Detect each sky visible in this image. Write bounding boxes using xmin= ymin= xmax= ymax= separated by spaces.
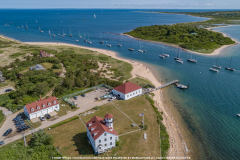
xmin=0 ymin=0 xmax=239 ymax=9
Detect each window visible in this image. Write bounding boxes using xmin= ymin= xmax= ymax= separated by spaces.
xmin=99 ymin=140 xmax=101 ymax=143
xmin=105 ymin=144 xmax=107 ymax=146
xmin=48 ymin=103 xmax=51 ymax=106
xmin=42 ymin=104 xmax=45 ymax=107
xmin=110 ymin=142 xmax=112 ymax=145
xmin=133 ymin=93 xmax=134 ymax=95
xmin=110 ymin=137 xmax=112 ymax=140
xmin=104 ymin=133 xmax=107 ymax=136
xmin=136 ymin=91 xmax=137 ymax=94
xmin=127 ymin=95 xmax=129 ymax=97
xmin=104 ymin=138 xmax=107 ymax=141
xmin=37 ymin=106 xmax=40 ymax=109
xmin=139 ymin=90 xmax=140 ymax=93
xmin=130 ymin=94 xmax=132 ymax=96
xmin=31 ymin=108 xmax=34 ymax=111
xmin=53 ymin=101 xmax=56 ymax=104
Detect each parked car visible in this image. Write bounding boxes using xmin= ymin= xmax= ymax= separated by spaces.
xmin=73 ymin=96 xmax=79 ymax=100
xmin=39 ymin=116 xmax=45 ymax=121
xmin=3 ymin=128 xmax=12 ymax=136
xmin=45 ymin=114 xmax=51 ymax=119
xmin=16 ymin=123 xmax=25 ymax=127
xmin=5 ymin=89 xmax=12 ymax=92
xmin=81 ymin=94 xmax=85 ymax=97
xmin=13 ymin=117 xmax=22 ymax=121
xmin=0 ymin=141 xmax=4 ymax=145
xmin=17 ymin=126 xmax=30 ymax=132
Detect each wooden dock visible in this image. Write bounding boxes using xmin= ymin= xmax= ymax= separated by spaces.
xmin=156 ymin=79 xmax=179 ymax=90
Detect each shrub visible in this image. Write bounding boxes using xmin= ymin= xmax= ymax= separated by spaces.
xmin=52 ymin=64 xmax=62 ymax=69
xmin=115 ymin=141 xmax=120 ymax=146
xmin=93 ymin=106 xmax=100 ymax=110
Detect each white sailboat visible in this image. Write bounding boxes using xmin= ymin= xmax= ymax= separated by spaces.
xmin=138 ymin=42 xmax=143 ymax=52
xmin=79 ymin=31 xmax=82 ymax=38
xmin=106 ymin=36 xmax=111 ymax=47
xmin=84 ymin=33 xmax=87 ymax=42
xmin=58 ymin=31 xmax=60 ymax=36
xmin=62 ymin=29 xmax=64 ymax=37
xmin=159 ymin=47 xmax=165 ymax=58
xmin=94 ymin=14 xmax=96 ymax=19
xmin=52 ymin=30 xmax=55 ymax=37
xmin=87 ymin=34 xmax=92 ymax=44
xmin=25 ymin=23 xmax=28 ymax=30
xmin=49 ymin=30 xmax=51 ymax=35
xmin=176 ymin=50 xmax=183 ymax=64
xmin=187 ymin=48 xmax=197 ymax=63
xmin=225 ymin=57 xmax=235 ymax=71
xmin=213 ymin=56 xmax=221 ymax=69
xmin=21 ymin=22 xmax=23 ymax=28
xmin=129 ymin=41 xmax=134 ymax=51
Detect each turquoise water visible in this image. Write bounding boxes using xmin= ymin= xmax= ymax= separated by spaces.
xmin=0 ymin=9 xmax=239 ymax=160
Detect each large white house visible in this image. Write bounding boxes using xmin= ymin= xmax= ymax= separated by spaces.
xmin=24 ymin=96 xmax=60 ymax=120
xmin=86 ymin=114 xmax=119 ymax=154
xmin=112 ymin=82 xmax=142 ymax=100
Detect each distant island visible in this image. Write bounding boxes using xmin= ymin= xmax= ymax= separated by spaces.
xmin=125 ymin=10 xmax=240 ymax=54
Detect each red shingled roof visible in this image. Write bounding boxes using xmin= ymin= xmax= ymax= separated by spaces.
xmin=104 ymin=113 xmax=113 ymax=119
xmin=25 ymin=97 xmax=59 ymax=114
xmin=86 ymin=116 xmax=118 ymax=140
xmin=113 ymin=82 xmax=142 ymax=94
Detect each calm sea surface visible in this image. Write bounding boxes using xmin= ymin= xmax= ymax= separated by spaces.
xmin=0 ymin=9 xmax=239 ymax=160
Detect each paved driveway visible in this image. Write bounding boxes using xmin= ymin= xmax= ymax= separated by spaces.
xmin=0 ymin=86 xmax=15 ymax=95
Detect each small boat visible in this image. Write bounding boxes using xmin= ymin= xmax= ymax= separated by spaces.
xmin=40 ymin=30 xmax=43 ymax=33
xmin=129 ymin=48 xmax=134 ymax=51
xmin=62 ymin=29 xmax=65 ymax=37
xmin=49 ymin=30 xmax=51 ymax=35
xmin=225 ymin=57 xmax=235 ymax=71
xmin=100 ymin=41 xmax=104 ymax=44
xmin=52 ymin=30 xmax=55 ymax=37
xmin=176 ymin=83 xmax=188 ymax=89
xmin=69 ymin=29 xmax=73 ymax=37
xmin=138 ymin=42 xmax=143 ymax=52
xmin=159 ymin=55 xmax=165 ymax=58
xmin=163 ymin=54 xmax=169 ymax=57
xmin=58 ymin=31 xmax=60 ymax=36
xmin=79 ymin=31 xmax=82 ymax=38
xmin=209 ymin=68 xmax=219 ymax=72
xmin=38 ymin=27 xmax=41 ymax=30
xmin=84 ymin=33 xmax=87 ymax=42
xmin=176 ymin=59 xmax=183 ymax=64
xmin=87 ymin=34 xmax=92 ymax=44
xmin=213 ymin=56 xmax=221 ymax=69
xmin=76 ymin=40 xmax=79 ymax=42
xmin=106 ymin=44 xmax=111 ymax=47
xmin=237 ymin=114 xmax=240 ymax=117
xmin=25 ymin=23 xmax=28 ymax=30
xmin=174 ymin=48 xmax=180 ymax=60
xmin=36 ymin=20 xmax=38 ymax=23
xmin=117 ymin=44 xmax=122 ymax=47
xmin=21 ymin=22 xmax=23 ymax=28
xmin=187 ymin=50 xmax=197 ymax=63
xmin=94 ymin=14 xmax=96 ymax=18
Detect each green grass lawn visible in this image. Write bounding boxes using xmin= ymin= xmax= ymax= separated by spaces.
xmin=129 ymin=77 xmax=155 ymax=87
xmin=46 ymin=96 xmax=160 ymax=157
xmin=56 ymin=101 xmax=78 ymax=117
xmin=40 ymin=62 xmax=62 ymax=73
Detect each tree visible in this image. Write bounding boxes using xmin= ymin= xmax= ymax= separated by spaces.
xmin=30 ymin=130 xmax=53 ymax=147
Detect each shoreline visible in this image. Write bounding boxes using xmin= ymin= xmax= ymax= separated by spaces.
xmin=24 ymin=41 xmax=188 ymax=158
xmin=122 ymin=33 xmax=237 ymax=56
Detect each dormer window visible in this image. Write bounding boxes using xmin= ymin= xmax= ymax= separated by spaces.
xmin=91 ymin=128 xmax=95 ymax=131
xmin=48 ymin=103 xmax=51 ymax=106
xmin=37 ymin=106 xmax=40 ymax=109
xmin=31 ymin=108 xmax=34 ymax=111
xmin=42 ymin=104 xmax=45 ymax=108
xmin=88 ymin=123 xmax=92 ymax=127
xmin=53 ymin=101 xmax=56 ymax=104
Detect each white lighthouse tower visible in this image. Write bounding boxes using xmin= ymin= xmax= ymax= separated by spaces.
xmin=104 ymin=113 xmax=114 ymax=128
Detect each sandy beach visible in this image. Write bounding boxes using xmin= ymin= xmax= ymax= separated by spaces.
xmin=122 ymin=29 xmax=238 ymax=56
xmin=24 ymin=41 xmax=188 ymax=158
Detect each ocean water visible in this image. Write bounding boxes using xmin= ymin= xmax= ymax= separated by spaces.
xmin=0 ymin=9 xmax=239 ymax=160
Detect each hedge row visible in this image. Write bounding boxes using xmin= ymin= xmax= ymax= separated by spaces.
xmin=49 ymin=116 xmax=79 ymax=129
xmin=145 ymin=95 xmax=170 ymax=158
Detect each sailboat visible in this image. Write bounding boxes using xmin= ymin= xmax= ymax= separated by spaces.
xmin=62 ymin=29 xmax=65 ymax=37
xmin=38 ymin=27 xmax=41 ymax=30
xmin=209 ymin=67 xmax=219 ymax=72
xmin=225 ymin=57 xmax=235 ymax=71
xmin=21 ymin=22 xmax=23 ymax=28
xmin=174 ymin=48 xmax=182 ymax=61
xmin=52 ymin=30 xmax=55 ymax=37
xmin=176 ymin=50 xmax=183 ymax=63
xmin=58 ymin=31 xmax=60 ymax=36
xmin=25 ymin=23 xmax=28 ymax=30
xmin=99 ymin=35 xmax=104 ymax=44
xmin=129 ymin=41 xmax=134 ymax=51
xmin=213 ymin=56 xmax=221 ymax=69
xmin=84 ymin=33 xmax=87 ymax=42
xmin=87 ymin=34 xmax=92 ymax=44
xmin=159 ymin=48 xmax=165 ymax=58
xmin=163 ymin=46 xmax=169 ymax=57
xmin=49 ymin=30 xmax=51 ymax=35
xmin=36 ymin=20 xmax=38 ymax=23
xmin=117 ymin=36 xmax=122 ymax=46
xmin=94 ymin=14 xmax=96 ymax=19
xmin=69 ymin=29 xmax=73 ymax=37
xmin=106 ymin=36 xmax=111 ymax=47
xmin=79 ymin=31 xmax=82 ymax=38
xmin=40 ymin=30 xmax=43 ymax=33
xmin=138 ymin=42 xmax=143 ymax=52
xmin=187 ymin=48 xmax=197 ymax=63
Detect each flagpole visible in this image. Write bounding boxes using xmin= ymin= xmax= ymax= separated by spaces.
xmin=143 ymin=114 xmax=144 ymax=129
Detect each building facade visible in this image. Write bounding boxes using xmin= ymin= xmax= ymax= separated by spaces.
xmin=112 ymin=82 xmax=142 ymax=100
xmin=86 ymin=114 xmax=119 ymax=154
xmin=39 ymin=50 xmax=50 ymax=58
xmin=24 ymin=96 xmax=59 ymax=119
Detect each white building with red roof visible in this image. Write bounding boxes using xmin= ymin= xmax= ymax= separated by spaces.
xmin=23 ymin=96 xmax=60 ymax=120
xmin=112 ymin=82 xmax=142 ymax=100
xmin=86 ymin=113 xmax=119 ymax=154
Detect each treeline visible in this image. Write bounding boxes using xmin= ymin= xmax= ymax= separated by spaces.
xmin=0 ymin=130 xmax=61 ymax=159
xmin=53 ymin=52 xmax=122 ymax=97
xmin=126 ymin=24 xmax=235 ymax=52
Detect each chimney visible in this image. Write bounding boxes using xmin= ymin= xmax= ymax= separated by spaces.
xmin=40 ymin=95 xmax=42 ymax=101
